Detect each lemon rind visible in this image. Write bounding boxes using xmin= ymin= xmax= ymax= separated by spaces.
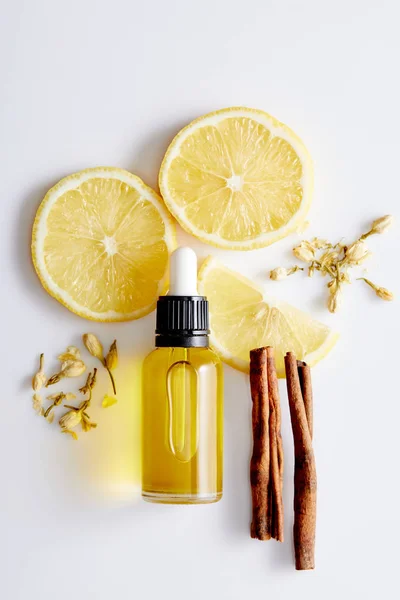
xmin=198 ymin=256 xmax=338 ymax=376
xmin=159 ymin=107 xmax=313 ymax=250
xmin=32 ymin=167 xmax=177 ymax=322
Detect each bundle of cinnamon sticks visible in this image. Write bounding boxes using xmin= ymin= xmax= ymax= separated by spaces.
xmin=249 ymin=347 xmax=317 ymax=571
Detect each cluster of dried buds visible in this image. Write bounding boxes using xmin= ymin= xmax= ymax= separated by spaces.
xmin=270 ymin=215 xmax=394 ymax=313
xmin=82 ymin=334 xmax=118 ymax=395
xmin=30 ymin=335 xmax=119 ymax=439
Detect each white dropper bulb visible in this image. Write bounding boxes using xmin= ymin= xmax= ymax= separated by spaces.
xmin=169 ymin=247 xmax=198 ymax=296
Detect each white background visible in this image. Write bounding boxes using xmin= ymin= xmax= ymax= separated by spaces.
xmin=1 ymin=1 xmax=399 ymax=598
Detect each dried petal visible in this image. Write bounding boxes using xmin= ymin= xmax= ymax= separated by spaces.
xmin=65 ymin=393 xmax=76 ymax=401
xmin=58 ymin=346 xmax=81 ymax=362
xmin=81 ymin=414 xmax=97 ymax=431
xmin=32 ymin=393 xmax=44 ymax=415
xmin=32 ymin=353 xmax=46 ymax=391
xmin=61 ymin=429 xmax=78 ymax=440
xmin=293 ymin=241 xmax=315 ymax=263
xmin=82 ymin=333 xmax=104 ymax=361
xmin=105 ymin=340 xmax=118 ymax=370
xmin=102 ymin=395 xmax=118 ymax=408
xmin=311 ymin=237 xmax=332 ymax=250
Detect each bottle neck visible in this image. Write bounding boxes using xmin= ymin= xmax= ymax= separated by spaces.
xmin=155 ymin=334 xmax=209 ymax=348
xmin=155 ymin=295 xmax=210 ymax=348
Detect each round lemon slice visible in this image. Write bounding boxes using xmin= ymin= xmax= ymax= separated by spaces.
xmin=159 ymin=107 xmax=313 ymax=250
xmin=32 ymin=167 xmax=176 ymax=321
xmin=198 ymin=257 xmax=338 ymax=377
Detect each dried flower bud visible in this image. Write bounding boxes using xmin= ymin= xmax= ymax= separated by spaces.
xmin=369 ymin=215 xmax=394 ymax=236
xmin=105 ymin=340 xmax=118 ymax=370
xmin=45 ymin=412 xmax=55 ymax=423
xmin=308 ymin=265 xmax=315 ymax=278
xmin=32 ymin=393 xmax=44 ymax=415
xmin=270 ymin=267 xmax=289 ymax=281
xmin=102 ymin=395 xmax=118 ymax=408
xmin=358 ymin=277 xmax=394 ymax=301
xmin=293 ymin=241 xmax=315 ymax=263
xmin=269 ymin=266 xmax=303 ymax=281
xmin=32 ymin=353 xmax=46 ymax=391
xmin=328 ymin=287 xmax=342 ymax=313
xmin=376 ymin=287 xmax=394 ymax=301
xmin=344 ymin=240 xmax=370 ymax=265
xmin=46 ymin=360 xmax=86 ymax=387
xmin=62 ymin=360 xmax=86 ymax=378
xmin=59 ymin=409 xmax=82 ymax=430
xmin=83 ymin=333 xmax=104 ymax=361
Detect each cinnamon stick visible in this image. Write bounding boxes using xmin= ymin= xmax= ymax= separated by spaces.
xmin=297 ymin=360 xmax=313 ymax=438
xmin=285 ymin=352 xmax=316 ymax=570
xmin=266 ymin=347 xmax=284 ymax=542
xmin=250 ymin=348 xmax=270 ymax=540
xmin=250 ymin=346 xmax=284 ymax=542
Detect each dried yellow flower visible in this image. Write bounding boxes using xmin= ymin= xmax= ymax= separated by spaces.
xmin=370 ymin=215 xmax=394 ymax=235
xmin=46 ymin=360 xmax=86 ymax=387
xmin=361 ymin=215 xmax=394 ymax=239
xmin=102 ymin=395 xmax=118 ymax=408
xmin=45 ymin=412 xmax=55 ymax=424
xmin=59 ymin=399 xmax=96 ymax=439
xmin=32 ymin=353 xmax=46 ymax=391
xmin=105 ymin=340 xmax=118 ymax=371
xmin=32 ymin=393 xmax=44 ymax=415
xmin=83 ymin=333 xmax=104 ymax=361
xmin=270 ymin=266 xmax=303 ymax=281
xmin=343 ymin=240 xmax=370 ymax=265
xmin=59 ymin=408 xmax=82 ymax=430
xmin=328 ymin=287 xmax=342 ymax=313
xmin=293 ymin=241 xmax=315 ymax=263
xmin=358 ymin=278 xmax=394 ymax=301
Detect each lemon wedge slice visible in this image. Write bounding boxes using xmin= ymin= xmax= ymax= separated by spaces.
xmin=32 ymin=167 xmax=176 ymax=321
xmin=159 ymin=107 xmax=313 ymax=250
xmin=198 ymin=257 xmax=337 ymax=376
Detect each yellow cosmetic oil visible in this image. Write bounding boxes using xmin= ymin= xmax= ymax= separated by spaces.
xmin=142 ymin=247 xmax=223 ymax=504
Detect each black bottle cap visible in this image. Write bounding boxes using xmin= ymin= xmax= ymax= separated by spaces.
xmin=155 ymin=295 xmax=209 ymax=348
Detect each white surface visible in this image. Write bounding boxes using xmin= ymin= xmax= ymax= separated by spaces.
xmin=169 ymin=247 xmax=198 ymax=296
xmin=1 ymin=1 xmax=399 ymax=599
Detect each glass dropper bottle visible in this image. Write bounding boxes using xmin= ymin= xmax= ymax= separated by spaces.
xmin=142 ymin=247 xmax=223 ymax=504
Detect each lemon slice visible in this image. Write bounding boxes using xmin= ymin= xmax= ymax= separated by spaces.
xmin=32 ymin=167 xmax=176 ymax=321
xmin=159 ymin=107 xmax=313 ymax=250
xmin=198 ymin=257 xmax=337 ymax=376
